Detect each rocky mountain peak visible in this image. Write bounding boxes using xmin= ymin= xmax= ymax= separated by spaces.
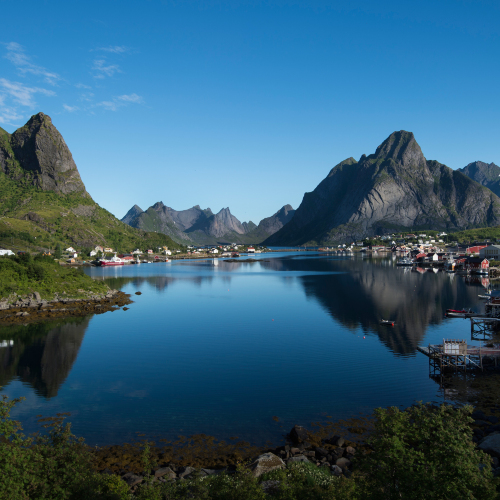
xmin=372 ymin=130 xmax=426 ymax=169
xmin=4 ymin=112 xmax=88 ymax=196
xmin=152 ymin=201 xmax=166 ymax=210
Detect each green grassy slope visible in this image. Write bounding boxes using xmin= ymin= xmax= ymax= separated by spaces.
xmin=0 ymin=173 xmax=184 ymax=254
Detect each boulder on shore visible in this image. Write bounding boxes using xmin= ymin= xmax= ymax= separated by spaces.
xmin=249 ymin=452 xmax=285 ymax=477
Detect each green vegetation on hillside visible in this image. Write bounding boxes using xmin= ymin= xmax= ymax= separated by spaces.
xmin=0 ymin=253 xmax=108 ymax=300
xmin=0 ymin=172 xmax=184 ymax=254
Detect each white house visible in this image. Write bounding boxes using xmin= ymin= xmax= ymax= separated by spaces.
xmin=210 ymin=248 xmax=219 ymax=254
xmin=66 ymin=246 xmax=76 ymax=253
xmin=247 ymin=247 xmax=255 ymax=253
xmin=90 ymin=250 xmax=97 ymax=257
xmin=132 ymin=249 xmax=142 ymax=255
xmin=0 ymin=249 xmax=15 ymax=256
xmin=480 ymin=245 xmax=500 ymax=261
xmin=165 ymin=250 xmax=172 ymax=255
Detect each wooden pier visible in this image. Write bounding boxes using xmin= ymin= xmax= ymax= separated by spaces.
xmin=418 ymin=339 xmax=500 ymax=378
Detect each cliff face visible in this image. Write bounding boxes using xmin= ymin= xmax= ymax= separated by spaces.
xmin=0 ymin=113 xmax=88 ymax=196
xmin=459 ymin=161 xmax=500 ymax=197
xmin=265 ymin=131 xmax=500 ymax=246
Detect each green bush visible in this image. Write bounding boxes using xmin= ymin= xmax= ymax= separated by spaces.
xmin=356 ymin=403 xmax=497 ymax=500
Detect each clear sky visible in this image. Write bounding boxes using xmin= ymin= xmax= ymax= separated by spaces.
xmin=1 ymin=0 xmax=499 ymax=224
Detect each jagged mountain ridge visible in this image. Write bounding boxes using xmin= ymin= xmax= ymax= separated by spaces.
xmin=122 ymin=202 xmax=295 ymax=244
xmin=265 ymin=131 xmax=500 ymax=246
xmin=459 ymin=161 xmax=500 ymax=198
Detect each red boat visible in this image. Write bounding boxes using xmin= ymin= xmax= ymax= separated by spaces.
xmin=98 ymin=255 xmax=124 ymax=266
xmin=446 ymin=309 xmax=471 ymax=314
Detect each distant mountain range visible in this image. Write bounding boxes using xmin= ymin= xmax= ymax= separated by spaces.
xmin=121 ymin=203 xmax=295 ymax=245
xmin=265 ymin=131 xmax=500 ymax=246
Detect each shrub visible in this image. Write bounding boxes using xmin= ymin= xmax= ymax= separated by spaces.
xmin=356 ymin=403 xmax=497 ymax=500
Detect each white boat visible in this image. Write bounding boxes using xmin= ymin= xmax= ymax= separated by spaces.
xmin=396 ymin=257 xmax=413 ymax=266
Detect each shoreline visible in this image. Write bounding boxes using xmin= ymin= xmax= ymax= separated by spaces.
xmin=0 ymin=290 xmax=132 ymax=325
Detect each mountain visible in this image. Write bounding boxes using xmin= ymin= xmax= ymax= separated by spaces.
xmin=122 ymin=204 xmax=144 ymax=225
xmin=122 ymin=202 xmax=295 ymax=244
xmin=0 ymin=113 xmax=181 ymax=252
xmin=0 ymin=113 xmax=88 ymax=196
xmin=459 ymin=161 xmax=500 ymax=198
xmin=265 ymin=131 xmax=500 ymax=246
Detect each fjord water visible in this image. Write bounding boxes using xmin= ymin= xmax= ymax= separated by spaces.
xmin=0 ymin=252 xmax=487 ymax=446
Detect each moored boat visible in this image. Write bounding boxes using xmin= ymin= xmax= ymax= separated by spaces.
xmin=98 ymin=254 xmax=124 ymax=267
xmin=396 ymin=257 xmax=413 ymax=266
xmin=380 ymin=319 xmax=395 ymax=326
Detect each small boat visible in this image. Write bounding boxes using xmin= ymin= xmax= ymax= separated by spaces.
xmin=478 ymin=295 xmax=490 ymax=299
xmin=232 ymin=253 xmax=240 ymax=258
xmin=380 ymin=320 xmax=395 ymax=326
xmin=396 ymin=257 xmax=413 ymax=266
xmin=446 ymin=308 xmax=473 ymax=318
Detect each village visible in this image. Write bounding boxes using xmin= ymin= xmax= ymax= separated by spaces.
xmin=0 ymin=243 xmax=269 ymax=264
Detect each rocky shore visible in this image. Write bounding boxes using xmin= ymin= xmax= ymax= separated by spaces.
xmin=97 ymin=424 xmax=357 ymax=492
xmin=0 ymin=289 xmax=132 ymax=325
xmin=90 ymin=404 xmax=500 ymax=495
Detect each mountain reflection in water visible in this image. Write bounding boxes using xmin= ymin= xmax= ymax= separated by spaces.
xmin=0 ymin=318 xmax=90 ymax=398
xmin=0 ymin=253 xmax=488 ymax=446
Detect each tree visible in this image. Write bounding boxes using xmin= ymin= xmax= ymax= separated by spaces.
xmin=54 ymin=244 xmax=62 ymax=259
xmin=357 ymin=403 xmax=496 ymax=500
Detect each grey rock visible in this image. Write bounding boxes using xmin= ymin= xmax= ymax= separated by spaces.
xmin=336 ymin=457 xmax=351 ymax=469
xmin=287 ymin=455 xmax=309 ymax=465
xmin=290 ymin=425 xmax=308 ymax=444
xmin=346 ymin=446 xmax=356 ymax=455
xmin=34 ymin=292 xmax=41 ymax=301
xmin=201 ymin=468 xmax=223 ymax=476
xmin=177 ymin=466 xmax=195 ymax=478
xmin=472 ymin=410 xmax=488 ymax=421
xmin=260 ymin=479 xmax=281 ymax=494
xmin=315 ymin=447 xmax=328 ymax=457
xmin=329 ymin=436 xmax=345 ymax=447
xmin=331 ymin=465 xmax=343 ymax=476
xmin=154 ymin=467 xmax=176 ymax=479
xmin=487 ymin=415 xmax=499 ymax=424
xmin=480 ymin=434 xmax=500 ymax=457
xmin=122 ymin=473 xmax=143 ymax=488
xmin=249 ymin=452 xmax=285 ymax=477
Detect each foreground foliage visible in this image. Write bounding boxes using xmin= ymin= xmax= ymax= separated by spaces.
xmin=0 ymin=397 xmax=497 ymax=499
xmin=0 ymin=253 xmax=108 ymax=300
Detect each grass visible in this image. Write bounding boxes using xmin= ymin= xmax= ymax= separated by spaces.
xmin=0 ymin=253 xmax=109 ymax=301
xmin=0 ymin=172 xmax=185 ymax=254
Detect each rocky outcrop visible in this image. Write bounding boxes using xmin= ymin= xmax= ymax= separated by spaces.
xmin=459 ymin=161 xmax=500 ymax=197
xmin=265 ymin=131 xmax=500 ymax=245
xmin=0 ymin=113 xmax=88 ymax=196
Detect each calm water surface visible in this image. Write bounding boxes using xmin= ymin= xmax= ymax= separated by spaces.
xmin=0 ymin=251 xmax=488 ymax=446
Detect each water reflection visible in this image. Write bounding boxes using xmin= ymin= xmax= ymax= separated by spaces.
xmin=0 ymin=317 xmax=90 ymax=398
xmin=260 ymin=256 xmax=484 ymax=356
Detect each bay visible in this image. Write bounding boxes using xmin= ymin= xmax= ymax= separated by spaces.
xmin=0 ymin=251 xmax=487 ymax=446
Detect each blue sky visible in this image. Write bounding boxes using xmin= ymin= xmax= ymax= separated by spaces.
xmin=1 ymin=0 xmax=499 ymax=224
